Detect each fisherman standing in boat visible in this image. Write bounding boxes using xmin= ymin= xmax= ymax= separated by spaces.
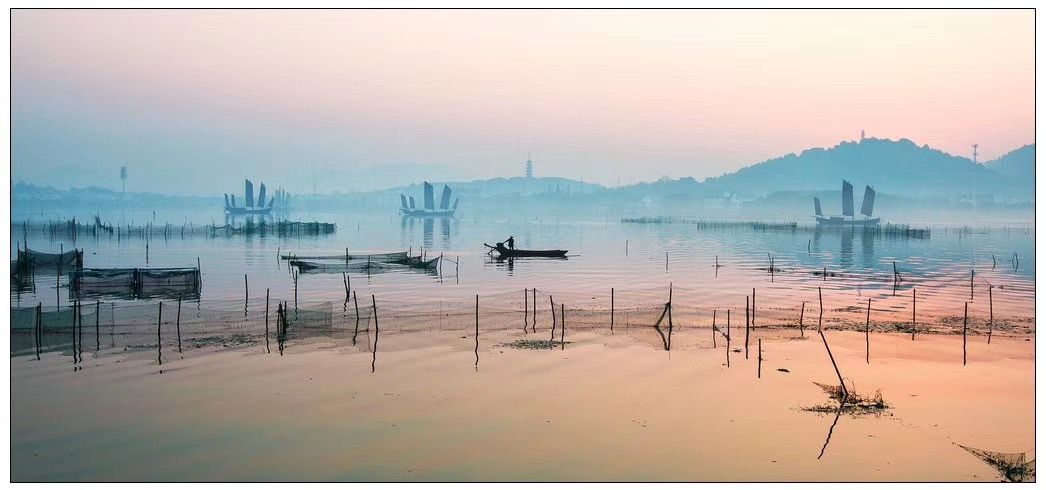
xmin=505 ymin=236 xmax=515 ymax=250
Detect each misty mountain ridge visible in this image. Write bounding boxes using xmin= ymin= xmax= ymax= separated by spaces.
xmin=984 ymin=144 xmax=1034 ymax=181
xmin=14 ymin=138 xmax=1033 ymax=218
xmin=699 ymin=138 xmax=1031 ymax=200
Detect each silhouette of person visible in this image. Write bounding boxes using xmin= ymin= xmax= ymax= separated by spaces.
xmin=506 ymin=236 xmax=515 ymax=250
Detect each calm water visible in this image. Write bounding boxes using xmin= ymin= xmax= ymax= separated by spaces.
xmin=11 ymin=211 xmax=1035 ymax=325
xmin=9 ymin=210 xmax=1036 ymax=482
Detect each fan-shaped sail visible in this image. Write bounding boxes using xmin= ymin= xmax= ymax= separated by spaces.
xmin=423 ymin=181 xmax=435 ymax=209
xmin=842 ymin=180 xmax=854 ymax=217
xmin=814 ymin=197 xmax=823 ymax=216
xmin=861 ymin=185 xmax=876 ymax=217
xmin=439 ymin=185 xmax=452 ymax=210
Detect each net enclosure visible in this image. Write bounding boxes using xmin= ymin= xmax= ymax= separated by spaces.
xmin=71 ymin=267 xmax=202 ymax=300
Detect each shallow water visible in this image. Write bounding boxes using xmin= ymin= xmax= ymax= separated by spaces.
xmin=10 ymin=212 xmax=1035 ymax=325
xmin=10 ymin=329 xmax=1034 ymax=482
xmin=9 ymin=211 xmax=1036 ymax=481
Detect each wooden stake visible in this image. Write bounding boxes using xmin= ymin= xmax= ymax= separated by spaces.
xmin=523 ymin=288 xmax=529 ymax=334
xmin=745 ymin=296 xmax=750 ymax=359
xmin=265 ymin=289 xmax=270 ymax=353
xmin=352 ymin=291 xmax=360 ymax=346
xmin=712 ymin=310 xmax=717 ymax=348
xmin=549 ymin=295 xmax=556 ymax=348
xmin=560 ymin=304 xmax=565 ymax=350
xmin=818 ymin=287 xmax=823 ymax=331
xmin=610 ymin=288 xmax=615 ymax=333
xmin=752 ymin=288 xmax=756 ymax=327
xmin=758 ymin=338 xmax=762 ymax=379
xmin=371 ymin=294 xmax=379 ymax=373
xmin=818 ymin=328 xmax=847 ymax=401
xmin=911 ymin=288 xmax=916 ymax=341
xmin=156 ymin=301 xmax=163 ymax=366
xmin=963 ymin=302 xmax=968 ymax=366
xmin=865 ymin=298 xmax=870 ymax=364
xmin=799 ymin=302 xmax=805 ymax=337
xmin=988 ymin=285 xmax=993 ymax=344
xmin=475 ymin=294 xmax=480 ymax=366
xmin=176 ymin=295 xmax=182 ymax=354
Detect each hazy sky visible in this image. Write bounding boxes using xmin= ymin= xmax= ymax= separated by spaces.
xmin=12 ymin=9 xmax=1034 ymax=195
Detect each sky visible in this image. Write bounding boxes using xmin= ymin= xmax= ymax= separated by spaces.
xmin=12 ymin=9 xmax=1034 ymax=195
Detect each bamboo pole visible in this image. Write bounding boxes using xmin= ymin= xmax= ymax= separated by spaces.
xmin=371 ymin=294 xmax=379 ymax=373
xmin=560 ymin=304 xmax=565 ymax=350
xmin=799 ymin=302 xmax=805 ymax=337
xmin=988 ymin=285 xmax=994 ymax=344
xmin=752 ymin=288 xmax=756 ymax=326
xmin=911 ymin=288 xmax=916 ymax=340
xmin=745 ymin=295 xmax=750 ymax=359
xmin=475 ymin=294 xmax=480 ymax=367
xmin=963 ymin=302 xmax=968 ymax=366
xmin=176 ymin=295 xmax=182 ymax=354
xmin=549 ymin=295 xmax=556 ymax=348
xmin=265 ymin=289 xmax=271 ymax=353
xmin=865 ymin=298 xmax=870 ymax=364
xmin=818 ymin=328 xmax=847 ymax=401
xmin=156 ymin=302 xmax=163 ymax=366
xmin=757 ymin=338 xmax=762 ymax=379
xmin=818 ymin=287 xmax=823 ymax=331
xmin=352 ymin=291 xmax=360 ymax=346
xmin=712 ymin=310 xmax=717 ymax=348
xmin=610 ymin=288 xmax=614 ymax=333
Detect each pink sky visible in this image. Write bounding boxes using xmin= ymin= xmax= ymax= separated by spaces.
xmin=12 ymin=9 xmax=1034 ymax=193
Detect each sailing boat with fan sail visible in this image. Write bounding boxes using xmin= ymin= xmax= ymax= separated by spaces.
xmin=401 ymin=181 xmax=459 ymax=218
xmin=814 ymin=180 xmax=880 ymax=226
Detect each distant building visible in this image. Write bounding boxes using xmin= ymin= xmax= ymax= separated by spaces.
xmin=524 ymin=152 xmax=534 ymax=178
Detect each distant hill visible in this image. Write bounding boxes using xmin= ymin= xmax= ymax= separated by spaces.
xmin=700 ymin=138 xmax=1030 ymax=200
xmin=984 ymin=144 xmax=1034 ymax=180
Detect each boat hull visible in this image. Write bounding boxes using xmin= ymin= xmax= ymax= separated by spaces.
xmin=402 ymin=209 xmax=455 ymax=218
xmin=815 ymin=216 xmax=880 ymax=226
xmin=225 ymin=205 xmax=273 ymax=215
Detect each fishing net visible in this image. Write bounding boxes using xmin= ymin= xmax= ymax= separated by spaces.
xmin=17 ymin=248 xmax=82 ymax=268
xmin=280 ymin=251 xmax=409 ymax=262
xmin=68 ymin=268 xmax=201 ymax=300
xmin=957 ymin=444 xmax=1035 ymax=482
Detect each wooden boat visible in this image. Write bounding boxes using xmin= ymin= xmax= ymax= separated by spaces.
xmin=401 ymin=182 xmax=459 ymax=218
xmin=390 ymin=255 xmax=440 ymax=269
xmin=814 ymin=181 xmax=880 ymax=227
xmin=485 ymin=243 xmax=567 ymax=258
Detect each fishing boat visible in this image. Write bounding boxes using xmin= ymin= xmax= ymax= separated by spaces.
xmin=485 ymin=243 xmax=568 ymax=258
xmin=390 ymin=255 xmax=441 ymax=269
xmin=401 ymin=181 xmax=459 ymax=218
xmin=814 ymin=180 xmax=880 ymax=226
xmin=225 ymin=179 xmax=274 ymax=216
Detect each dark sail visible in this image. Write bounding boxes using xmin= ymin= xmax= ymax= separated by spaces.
xmin=841 ymin=180 xmax=854 ymax=217
xmin=258 ymin=183 xmax=267 ymax=208
xmin=423 ymin=181 xmax=434 ymax=209
xmin=860 ymin=185 xmax=876 ymax=217
xmin=452 ymin=197 xmax=460 ymax=210
xmin=400 ymin=194 xmax=409 ymax=209
xmin=814 ymin=197 xmax=823 ymax=216
xmin=439 ymin=185 xmax=452 ymax=210
xmin=224 ymin=193 xmax=230 ymax=207
xmin=267 ymin=197 xmax=275 ymax=208
xmin=245 ymin=180 xmax=255 ymax=208
xmin=409 ymin=196 xmax=416 ymax=209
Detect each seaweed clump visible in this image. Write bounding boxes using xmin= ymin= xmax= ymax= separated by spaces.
xmin=802 ymin=381 xmax=890 ymax=416
xmin=500 ymin=339 xmax=570 ymax=350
